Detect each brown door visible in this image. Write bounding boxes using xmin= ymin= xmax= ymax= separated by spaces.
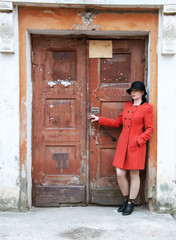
xmin=89 ymin=39 xmax=146 ymax=205
xmin=32 ymin=36 xmax=87 ymax=206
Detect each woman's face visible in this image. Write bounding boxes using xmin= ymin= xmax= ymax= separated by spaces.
xmin=131 ymin=89 xmax=144 ymax=101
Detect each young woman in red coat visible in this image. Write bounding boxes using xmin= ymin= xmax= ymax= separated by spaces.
xmin=88 ymin=81 xmax=154 ymax=215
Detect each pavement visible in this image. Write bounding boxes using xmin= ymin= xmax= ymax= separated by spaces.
xmin=0 ymin=206 xmax=176 ymax=240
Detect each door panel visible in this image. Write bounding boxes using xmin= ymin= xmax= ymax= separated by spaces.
xmin=32 ymin=37 xmax=87 ymax=206
xmin=89 ymin=40 xmax=146 ymax=205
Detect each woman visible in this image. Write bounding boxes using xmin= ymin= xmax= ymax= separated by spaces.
xmin=88 ymin=81 xmax=154 ymax=216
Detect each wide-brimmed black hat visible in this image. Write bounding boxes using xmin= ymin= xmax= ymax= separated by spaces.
xmin=126 ymin=81 xmax=147 ymax=95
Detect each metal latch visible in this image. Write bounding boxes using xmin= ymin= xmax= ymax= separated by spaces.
xmin=101 ymin=126 xmax=117 ymax=142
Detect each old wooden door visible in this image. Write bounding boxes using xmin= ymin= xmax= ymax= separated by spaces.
xmin=32 ymin=36 xmax=87 ymax=206
xmin=89 ymin=39 xmax=146 ymax=205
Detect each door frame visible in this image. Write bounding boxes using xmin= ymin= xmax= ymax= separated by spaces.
xmin=19 ymin=7 xmax=158 ymax=210
xmin=19 ymin=7 xmax=158 ymax=209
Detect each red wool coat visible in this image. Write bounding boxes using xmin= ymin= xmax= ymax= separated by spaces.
xmin=98 ymin=102 xmax=154 ymax=170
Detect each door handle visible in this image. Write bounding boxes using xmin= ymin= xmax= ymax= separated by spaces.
xmin=91 ymin=107 xmax=116 ymax=142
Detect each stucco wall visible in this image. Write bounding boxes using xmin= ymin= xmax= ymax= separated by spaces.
xmin=4 ymin=0 xmax=176 ymax=7
xmin=157 ymin=11 xmax=176 ymax=212
xmin=0 ymin=2 xmax=176 ymax=213
xmin=0 ymin=6 xmax=20 ymax=210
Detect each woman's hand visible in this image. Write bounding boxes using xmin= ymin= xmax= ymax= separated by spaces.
xmin=88 ymin=114 xmax=99 ymax=122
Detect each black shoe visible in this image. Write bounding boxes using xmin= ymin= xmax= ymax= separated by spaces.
xmin=117 ymin=200 xmax=128 ymax=212
xmin=122 ymin=202 xmax=134 ymax=216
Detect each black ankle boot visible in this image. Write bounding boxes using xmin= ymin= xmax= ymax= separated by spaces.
xmin=117 ymin=200 xmax=128 ymax=212
xmin=122 ymin=202 xmax=134 ymax=215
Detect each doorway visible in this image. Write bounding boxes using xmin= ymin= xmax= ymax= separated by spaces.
xmin=32 ymin=36 xmax=146 ymax=206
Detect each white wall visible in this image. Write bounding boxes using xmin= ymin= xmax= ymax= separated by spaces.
xmin=157 ymin=11 xmax=176 ymax=212
xmin=6 ymin=0 xmax=176 ymax=7
xmin=0 ymin=2 xmax=176 ymax=213
xmin=0 ymin=6 xmax=20 ymax=210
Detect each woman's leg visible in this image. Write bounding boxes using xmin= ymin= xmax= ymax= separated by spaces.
xmin=116 ymin=168 xmax=129 ymax=212
xmin=129 ymin=170 xmax=140 ymax=200
xmin=116 ymin=168 xmax=129 ymax=197
xmin=122 ymin=170 xmax=140 ymax=216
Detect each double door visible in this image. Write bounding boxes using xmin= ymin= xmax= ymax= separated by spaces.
xmin=32 ymin=36 xmax=145 ymax=206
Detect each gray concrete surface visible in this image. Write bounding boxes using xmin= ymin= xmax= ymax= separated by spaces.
xmin=0 ymin=206 xmax=176 ymax=240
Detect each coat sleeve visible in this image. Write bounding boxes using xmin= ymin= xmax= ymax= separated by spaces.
xmin=137 ymin=105 xmax=154 ymax=146
xmin=97 ymin=112 xmax=123 ymax=128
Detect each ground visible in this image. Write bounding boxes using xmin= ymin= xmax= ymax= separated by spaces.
xmin=0 ymin=206 xmax=176 ymax=240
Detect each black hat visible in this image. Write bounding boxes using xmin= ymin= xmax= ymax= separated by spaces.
xmin=126 ymin=81 xmax=147 ymax=95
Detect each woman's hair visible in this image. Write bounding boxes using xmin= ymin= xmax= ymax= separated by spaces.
xmin=132 ymin=94 xmax=147 ymax=104
xmin=142 ymin=95 xmax=147 ymax=104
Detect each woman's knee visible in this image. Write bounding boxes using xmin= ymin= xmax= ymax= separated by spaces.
xmin=130 ymin=170 xmax=139 ymax=179
xmin=116 ymin=168 xmax=127 ymax=178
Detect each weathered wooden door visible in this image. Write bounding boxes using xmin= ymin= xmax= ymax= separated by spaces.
xmin=32 ymin=36 xmax=87 ymax=206
xmin=89 ymin=40 xmax=146 ymax=205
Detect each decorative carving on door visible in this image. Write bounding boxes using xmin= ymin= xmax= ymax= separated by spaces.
xmin=53 ymin=153 xmax=69 ymax=169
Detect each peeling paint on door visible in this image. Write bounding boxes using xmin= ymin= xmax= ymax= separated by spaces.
xmin=47 ymin=80 xmax=72 ymax=88
xmin=32 ymin=36 xmax=87 ymax=206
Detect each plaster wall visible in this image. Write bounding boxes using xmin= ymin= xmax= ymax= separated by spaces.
xmin=157 ymin=11 xmax=176 ymax=212
xmin=0 ymin=6 xmax=20 ymax=210
xmin=0 ymin=2 xmax=176 ymax=213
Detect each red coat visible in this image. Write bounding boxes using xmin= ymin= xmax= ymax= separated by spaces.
xmin=98 ymin=102 xmax=154 ymax=170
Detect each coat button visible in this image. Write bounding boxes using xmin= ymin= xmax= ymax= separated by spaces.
xmin=130 ymin=105 xmax=132 ymax=107
xmin=127 ymin=111 xmax=129 ymax=113
xmin=125 ymin=118 xmax=127 ymax=120
xmin=128 ymin=125 xmax=130 ymax=127
xmin=132 ymin=111 xmax=134 ymax=113
xmin=129 ymin=118 xmax=131 ymax=120
xmin=124 ymin=125 xmax=126 ymax=127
